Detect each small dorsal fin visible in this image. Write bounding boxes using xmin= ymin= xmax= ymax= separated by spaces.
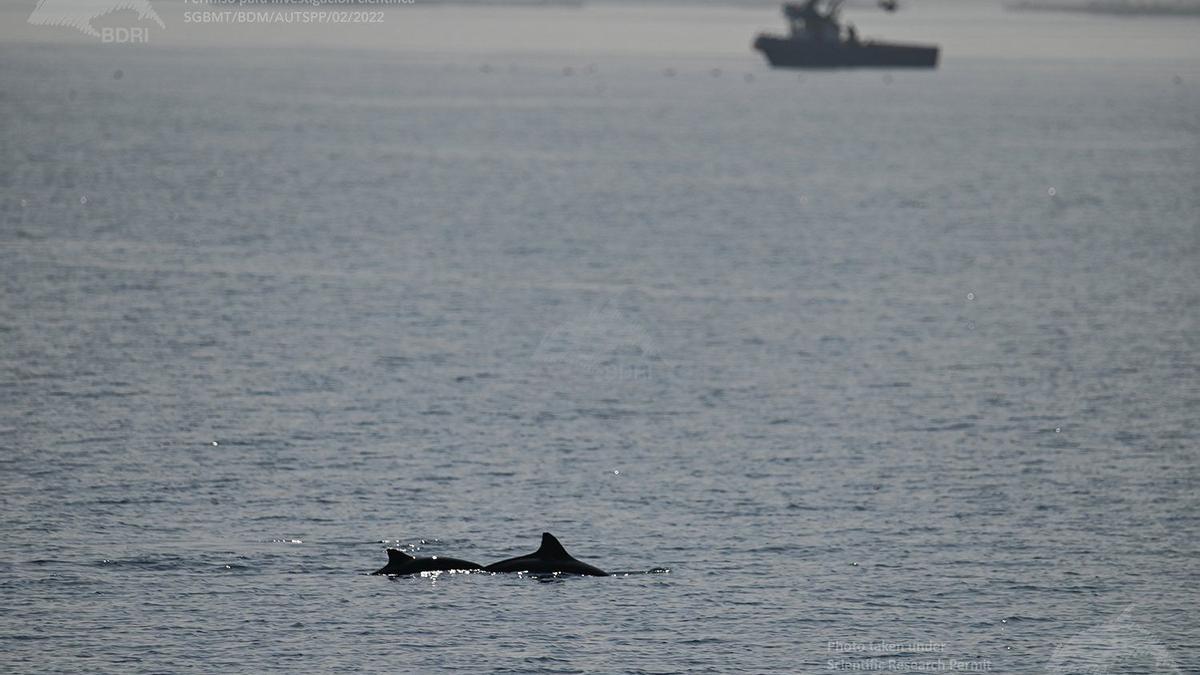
xmin=536 ymin=532 xmax=570 ymax=558
xmin=386 ymin=549 xmax=415 ymax=563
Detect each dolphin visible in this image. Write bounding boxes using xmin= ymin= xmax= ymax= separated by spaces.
xmin=484 ymin=532 xmax=608 ymax=576
xmin=372 ymin=549 xmax=483 ymax=576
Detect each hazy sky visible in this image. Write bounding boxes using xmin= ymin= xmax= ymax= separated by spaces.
xmin=4 ymin=0 xmax=1200 ymax=62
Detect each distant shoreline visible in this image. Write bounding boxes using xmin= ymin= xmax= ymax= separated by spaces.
xmin=1005 ymin=0 xmax=1200 ymax=16
xmin=235 ymin=0 xmax=586 ymax=4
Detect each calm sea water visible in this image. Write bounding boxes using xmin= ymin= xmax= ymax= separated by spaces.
xmin=2 ymin=3 xmax=1199 ymax=673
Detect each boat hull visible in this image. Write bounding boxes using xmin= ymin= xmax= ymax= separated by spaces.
xmin=754 ymin=35 xmax=939 ymax=69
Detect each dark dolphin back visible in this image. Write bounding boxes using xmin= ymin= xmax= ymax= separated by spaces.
xmin=373 ymin=548 xmax=482 ymax=575
xmin=484 ymin=532 xmax=608 ymax=576
xmin=418 ymin=556 xmax=484 ymax=573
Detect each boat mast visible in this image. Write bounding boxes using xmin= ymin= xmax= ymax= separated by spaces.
xmin=783 ymin=0 xmax=844 ymax=42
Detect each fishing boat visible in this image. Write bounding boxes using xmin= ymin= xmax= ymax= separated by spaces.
xmin=754 ymin=1 xmax=939 ymax=69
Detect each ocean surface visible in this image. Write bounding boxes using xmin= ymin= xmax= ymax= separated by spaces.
xmin=2 ymin=2 xmax=1199 ymax=673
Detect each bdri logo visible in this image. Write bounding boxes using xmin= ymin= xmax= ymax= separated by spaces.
xmin=28 ymin=0 xmax=164 ymax=41
xmin=1047 ymin=606 xmax=1180 ymax=674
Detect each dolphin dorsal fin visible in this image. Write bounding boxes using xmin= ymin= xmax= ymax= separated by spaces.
xmin=536 ymin=532 xmax=571 ymax=558
xmin=386 ymin=549 xmax=415 ymax=563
